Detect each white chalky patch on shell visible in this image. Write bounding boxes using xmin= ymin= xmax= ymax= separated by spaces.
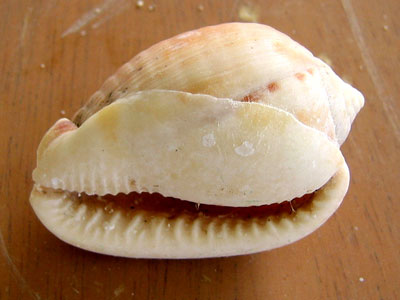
xmin=51 ymin=178 xmax=62 ymax=186
xmin=234 ymin=141 xmax=255 ymax=157
xmin=202 ymin=133 xmax=216 ymax=147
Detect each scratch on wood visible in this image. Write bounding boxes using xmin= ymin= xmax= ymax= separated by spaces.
xmin=91 ymin=0 xmax=131 ymax=29
xmin=20 ymin=7 xmax=33 ymax=49
xmin=61 ymin=0 xmax=130 ymax=37
xmin=341 ymin=0 xmax=400 ymax=141
xmin=0 ymin=230 xmax=41 ymax=299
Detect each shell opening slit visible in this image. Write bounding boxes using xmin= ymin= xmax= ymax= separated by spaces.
xmin=36 ymin=187 xmax=316 ymax=221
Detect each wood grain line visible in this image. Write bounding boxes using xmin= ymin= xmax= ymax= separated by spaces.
xmin=341 ymin=0 xmax=400 ymax=141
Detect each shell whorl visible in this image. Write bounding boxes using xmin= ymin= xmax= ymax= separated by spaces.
xmin=73 ymin=23 xmax=363 ymax=146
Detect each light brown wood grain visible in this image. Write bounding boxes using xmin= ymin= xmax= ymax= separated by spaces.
xmin=1 ymin=0 xmax=399 ymax=299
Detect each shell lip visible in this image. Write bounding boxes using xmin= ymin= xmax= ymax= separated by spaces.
xmin=29 ymin=162 xmax=349 ymax=258
xmin=31 ymin=158 xmax=348 ymax=224
xmin=33 ymin=89 xmax=344 ymax=207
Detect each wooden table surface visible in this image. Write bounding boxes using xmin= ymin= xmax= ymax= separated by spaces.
xmin=1 ymin=0 xmax=399 ymax=299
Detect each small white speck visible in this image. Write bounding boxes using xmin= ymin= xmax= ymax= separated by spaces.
xmin=40 ymin=63 xmax=46 ymax=69
xmin=383 ymin=25 xmax=389 ymax=31
xmin=51 ymin=178 xmax=60 ymax=186
xmin=80 ymin=30 xmax=87 ymax=36
xmin=103 ymin=222 xmax=115 ymax=231
xmin=202 ymin=133 xmax=216 ymax=147
xmin=234 ymin=141 xmax=255 ymax=157
xmin=353 ymin=226 xmax=359 ymax=231
xmin=95 ymin=7 xmax=101 ymax=14
xmin=60 ymin=110 xmax=66 ymax=115
xmin=136 ymin=0 xmax=144 ymax=8
xmin=195 ymin=203 xmax=200 ymax=210
xmin=197 ymin=4 xmax=204 ymax=11
xmin=359 ymin=277 xmax=365 ymax=282
xmin=167 ymin=223 xmax=171 ymax=228
xmin=148 ymin=4 xmax=155 ymax=11
xmin=131 ymin=292 xmax=135 ymax=296
xmin=104 ymin=203 xmax=114 ymax=214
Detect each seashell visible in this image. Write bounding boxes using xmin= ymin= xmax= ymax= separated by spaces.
xmin=30 ymin=23 xmax=363 ymax=258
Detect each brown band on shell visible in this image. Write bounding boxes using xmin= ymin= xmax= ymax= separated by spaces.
xmin=77 ymin=190 xmax=315 ymax=220
xmin=267 ymin=82 xmax=279 ymax=92
xmin=242 ymin=94 xmax=258 ymax=102
xmin=241 ymin=81 xmax=279 ymax=102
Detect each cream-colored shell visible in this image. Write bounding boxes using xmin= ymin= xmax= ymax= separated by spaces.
xmin=33 ymin=91 xmax=344 ymax=206
xmin=30 ymin=23 xmax=364 ymax=258
xmin=30 ymin=163 xmax=349 ymax=258
xmin=33 ymin=90 xmax=343 ymax=206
